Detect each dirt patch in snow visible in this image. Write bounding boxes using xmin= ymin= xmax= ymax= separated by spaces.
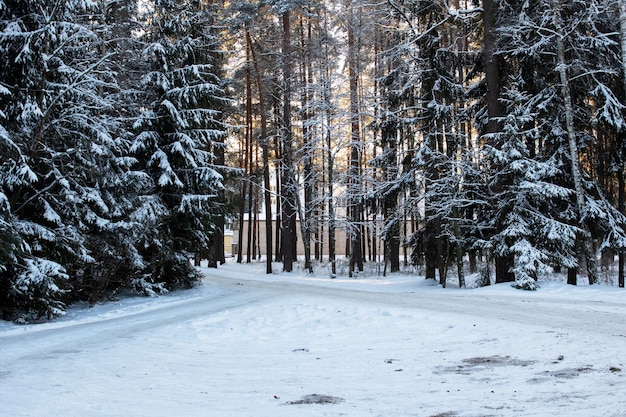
xmin=287 ymin=394 xmax=345 ymax=405
xmin=434 ymin=355 xmax=536 ymax=375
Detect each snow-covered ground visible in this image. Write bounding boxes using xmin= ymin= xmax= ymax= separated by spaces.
xmin=1 ymin=261 xmax=626 ymax=417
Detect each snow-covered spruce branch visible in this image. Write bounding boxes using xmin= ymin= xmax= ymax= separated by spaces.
xmin=11 ymin=179 xmax=58 ymax=215
xmin=38 ymin=53 xmax=118 ymax=134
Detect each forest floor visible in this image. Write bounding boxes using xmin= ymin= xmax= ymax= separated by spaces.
xmin=1 ymin=260 xmax=625 ymax=416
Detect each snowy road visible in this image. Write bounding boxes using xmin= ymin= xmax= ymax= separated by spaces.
xmin=1 ymin=262 xmax=625 ymax=417
xmin=204 ymin=269 xmax=626 ymax=337
xmin=0 ymin=286 xmax=266 ymax=363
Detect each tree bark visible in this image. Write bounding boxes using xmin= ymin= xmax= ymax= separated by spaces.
xmin=619 ymin=0 xmax=626 ymax=288
xmin=324 ymin=69 xmax=336 ymax=275
xmin=551 ymin=0 xmax=598 ymax=285
xmin=274 ymin=128 xmax=282 ymax=263
xmin=347 ymin=1 xmax=364 ymax=276
xmin=483 ymin=0 xmax=512 ymax=283
xmin=236 ymin=36 xmax=254 ymax=264
xmin=620 ymin=0 xmax=626 ymax=90
xmin=246 ymin=31 xmax=272 ymax=274
xmin=280 ymin=10 xmax=298 ymax=272
xmin=298 ymin=13 xmax=314 ymax=274
xmin=617 ymin=167 xmax=626 ymax=288
xmin=245 ymin=39 xmax=254 ymax=264
xmin=482 ymin=0 xmax=504 ymax=135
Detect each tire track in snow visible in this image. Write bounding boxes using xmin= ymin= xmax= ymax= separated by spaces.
xmin=202 ymin=271 xmax=626 ymax=338
xmin=0 ymin=285 xmax=270 ymax=363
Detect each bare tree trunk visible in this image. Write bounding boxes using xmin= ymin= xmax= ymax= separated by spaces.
xmin=213 ymin=129 xmax=226 ymax=267
xmin=325 ymin=79 xmax=336 ymax=277
xmin=274 ymin=130 xmax=282 ymax=263
xmin=317 ymin=7 xmax=336 ymax=277
xmin=568 ymin=267 xmax=578 ymax=286
xmin=452 ymin=0 xmax=466 ymax=288
xmin=236 ymin=190 xmax=245 ymax=262
xmin=252 ymin=175 xmax=258 ymax=260
xmin=347 ymin=1 xmax=363 ymax=276
xmin=551 ymin=0 xmax=598 ymax=285
xmin=280 ymin=10 xmax=298 ymax=272
xmin=327 ymin=124 xmax=336 ymax=277
xmin=245 ymin=40 xmax=254 ymax=264
xmin=620 ymin=0 xmax=626 ymax=89
xmin=617 ymin=169 xmax=626 ymax=288
xmin=237 ymin=59 xmax=250 ymax=264
xmin=371 ymin=24 xmax=379 ymax=268
xmin=246 ymin=183 xmax=253 ymax=263
xmin=246 ymin=31 xmax=272 ymax=274
xmin=619 ymin=0 xmax=626 ymax=288
xmin=483 ymin=0 xmax=503 ymax=136
xmin=298 ymin=13 xmax=314 ymax=274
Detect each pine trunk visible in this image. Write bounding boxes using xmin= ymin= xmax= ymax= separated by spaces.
xmin=618 ymin=0 xmax=626 ymax=288
xmin=617 ymin=167 xmax=626 ymax=288
xmin=280 ymin=11 xmax=297 ymax=272
xmin=245 ymin=41 xmax=254 ymax=264
xmin=347 ymin=3 xmax=363 ymax=276
xmin=325 ymin=63 xmax=336 ymax=276
xmin=246 ymin=32 xmax=272 ymax=274
xmin=299 ymin=14 xmax=314 ymax=274
xmin=620 ymin=1 xmax=626 ymax=90
xmin=483 ymin=0 xmax=511 ymax=284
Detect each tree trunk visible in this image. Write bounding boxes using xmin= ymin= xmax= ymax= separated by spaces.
xmin=246 ymin=31 xmax=272 ymax=274
xmin=274 ymin=130 xmax=282 ymax=262
xmin=619 ymin=0 xmax=626 ymax=288
xmin=551 ymin=0 xmax=598 ymax=285
xmin=324 ymin=64 xmax=336 ymax=276
xmin=252 ymin=180 xmax=258 ymax=260
xmin=245 ymin=40 xmax=254 ymax=264
xmin=617 ymin=155 xmax=626 ymax=288
xmin=236 ymin=104 xmax=248 ymax=264
xmin=567 ymin=267 xmax=577 ymax=286
xmin=347 ymin=1 xmax=363 ymax=276
xmin=327 ymin=124 xmax=336 ymax=277
xmin=212 ymin=143 xmax=226 ymax=267
xmin=620 ymin=0 xmax=626 ymax=90
xmin=298 ymin=13 xmax=314 ymax=274
xmin=484 ymin=0 xmax=511 ymax=283
xmin=483 ymin=0 xmax=503 ymax=135
xmin=280 ymin=10 xmax=298 ymax=272
xmin=453 ymin=208 xmax=465 ymax=288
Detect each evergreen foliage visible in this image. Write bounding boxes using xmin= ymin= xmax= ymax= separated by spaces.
xmin=0 ymin=0 xmax=229 ymax=321
xmin=132 ymin=0 xmax=229 ymax=289
xmin=493 ymin=0 xmax=626 ymax=286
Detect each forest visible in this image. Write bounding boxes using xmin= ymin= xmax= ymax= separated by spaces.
xmin=1 ymin=0 xmax=626 ymax=322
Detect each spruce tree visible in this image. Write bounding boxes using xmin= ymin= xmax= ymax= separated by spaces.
xmin=0 ymin=0 xmax=132 ymax=319
xmin=131 ymin=0 xmax=229 ymax=290
xmin=494 ymin=0 xmax=626 ymax=286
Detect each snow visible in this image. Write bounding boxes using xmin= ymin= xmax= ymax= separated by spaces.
xmin=1 ymin=261 xmax=626 ymax=416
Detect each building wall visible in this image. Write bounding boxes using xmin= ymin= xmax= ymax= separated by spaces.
xmin=233 ymin=220 xmax=350 ymax=258
xmin=232 ymin=219 xmax=416 ymax=262
xmin=223 ymin=232 xmax=233 ymax=256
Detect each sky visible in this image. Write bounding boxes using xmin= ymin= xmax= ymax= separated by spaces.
xmin=1 ymin=260 xmax=625 ymax=417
